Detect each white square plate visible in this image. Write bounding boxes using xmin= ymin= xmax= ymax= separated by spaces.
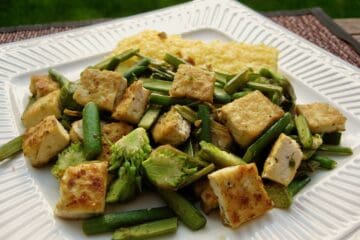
xmin=0 ymin=0 xmax=359 ymax=239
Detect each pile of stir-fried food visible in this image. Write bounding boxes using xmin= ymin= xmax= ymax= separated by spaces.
xmin=0 ymin=31 xmax=353 ymax=240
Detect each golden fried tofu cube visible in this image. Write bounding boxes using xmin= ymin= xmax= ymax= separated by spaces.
xmin=69 ymin=120 xmax=83 ymax=142
xmin=73 ymin=69 xmax=127 ymax=112
xmin=296 ymin=103 xmax=346 ymax=133
xmin=220 ymin=90 xmax=284 ymax=148
xmin=262 ymin=133 xmax=303 ymax=186
xmin=169 ymin=64 xmax=215 ymax=102
xmin=23 ymin=115 xmax=70 ymax=167
xmin=55 ymin=161 xmax=108 ymax=219
xmin=152 ymin=106 xmax=191 ymax=146
xmin=194 ymin=179 xmax=219 ymax=214
xmin=98 ymin=122 xmax=133 ymax=162
xmin=208 ymin=163 xmax=273 ymax=228
xmin=112 ymin=81 xmax=150 ymax=124
xmin=30 ymin=74 xmax=59 ymax=98
xmin=211 ymin=121 xmax=233 ymax=151
xmin=22 ymin=89 xmax=62 ymax=128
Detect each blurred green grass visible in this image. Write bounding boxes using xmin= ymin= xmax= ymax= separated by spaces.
xmin=0 ymin=0 xmax=359 ymax=27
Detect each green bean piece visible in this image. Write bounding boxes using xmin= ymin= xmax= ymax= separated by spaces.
xmin=82 ymin=207 xmax=174 ymax=235
xmin=311 ymin=155 xmax=337 ymax=169
xmin=174 ymin=105 xmax=197 ymax=123
xmin=287 ymin=176 xmax=311 ymax=196
xmin=243 ymin=113 xmax=291 ymax=163
xmin=197 ymin=104 xmax=212 ymax=143
xmin=294 ymin=114 xmax=313 ymax=149
xmin=82 ymin=102 xmax=102 ymax=160
xmin=271 ymin=91 xmax=282 ymax=105
xmin=158 ymin=190 xmax=206 ymax=230
xmin=224 ymin=69 xmax=250 ymax=94
xmin=124 ymin=58 xmax=151 ymax=83
xmin=164 ymin=53 xmax=187 ymax=68
xmin=141 ymin=78 xmax=172 ymax=93
xmin=112 ymin=217 xmax=178 ymax=240
xmin=199 ymin=141 xmax=245 ymax=167
xmin=322 ymin=132 xmax=342 ymax=145
xmin=215 ymin=71 xmax=234 ymax=86
xmin=317 ymin=144 xmax=353 ymax=156
xmin=232 ymin=91 xmax=251 ymax=99
xmin=138 ymin=105 xmax=162 ymax=130
xmin=149 ymin=93 xmax=193 ymax=106
xmin=179 ymin=163 xmax=215 ymax=188
xmin=283 ymin=117 xmax=295 ymax=135
xmin=93 ymin=49 xmax=139 ymax=70
xmin=214 ymin=86 xmax=232 ymax=103
xmin=246 ymin=81 xmax=283 ymax=95
xmin=0 ymin=135 xmax=23 ymax=162
xmin=302 ymin=149 xmax=316 ymax=160
xmin=48 ymin=68 xmax=70 ymax=87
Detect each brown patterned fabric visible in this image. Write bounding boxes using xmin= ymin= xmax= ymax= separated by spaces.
xmin=271 ymin=15 xmax=360 ymax=67
xmin=0 ymin=13 xmax=359 ymax=67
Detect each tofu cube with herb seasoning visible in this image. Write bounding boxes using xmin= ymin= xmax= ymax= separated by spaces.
xmin=22 ymin=89 xmax=62 ymax=128
xmin=98 ymin=122 xmax=133 ymax=162
xmin=55 ymin=161 xmax=108 ymax=219
xmin=30 ymin=74 xmax=59 ymax=99
xmin=262 ymin=133 xmax=303 ymax=186
xmin=152 ymin=106 xmax=191 ymax=146
xmin=112 ymin=81 xmax=150 ymax=124
xmin=208 ymin=163 xmax=273 ymax=228
xmin=169 ymin=64 xmax=215 ymax=102
xmin=219 ymin=90 xmax=284 ymax=148
xmin=296 ymin=103 xmax=346 ymax=133
xmin=23 ymin=115 xmax=70 ymax=167
xmin=73 ymin=69 xmax=127 ymax=112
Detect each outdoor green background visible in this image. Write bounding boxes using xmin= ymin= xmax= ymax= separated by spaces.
xmin=0 ymin=0 xmax=359 ymax=27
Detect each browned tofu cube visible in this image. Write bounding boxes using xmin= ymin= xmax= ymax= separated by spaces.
xmin=30 ymin=74 xmax=59 ymax=98
xmin=98 ymin=122 xmax=133 ymax=162
xmin=208 ymin=163 xmax=273 ymax=228
xmin=112 ymin=81 xmax=150 ymax=124
xmin=152 ymin=106 xmax=191 ymax=146
xmin=169 ymin=64 xmax=215 ymax=102
xmin=73 ymin=69 xmax=127 ymax=111
xmin=22 ymin=89 xmax=62 ymax=128
xmin=220 ymin=90 xmax=284 ymax=148
xmin=194 ymin=179 xmax=219 ymax=214
xmin=55 ymin=161 xmax=108 ymax=219
xmin=296 ymin=103 xmax=346 ymax=133
xmin=23 ymin=115 xmax=70 ymax=167
xmin=211 ymin=121 xmax=233 ymax=151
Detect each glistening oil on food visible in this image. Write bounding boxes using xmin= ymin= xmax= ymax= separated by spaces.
xmin=0 ymin=30 xmax=352 ymax=239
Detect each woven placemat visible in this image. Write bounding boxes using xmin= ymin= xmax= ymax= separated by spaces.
xmin=0 ymin=8 xmax=359 ymax=68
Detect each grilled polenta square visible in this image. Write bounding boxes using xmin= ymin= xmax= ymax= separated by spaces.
xmin=296 ymin=103 xmax=346 ymax=133
xmin=169 ymin=64 xmax=215 ymax=103
xmin=55 ymin=161 xmax=108 ymax=219
xmin=220 ymin=90 xmax=284 ymax=148
xmin=112 ymin=81 xmax=150 ymax=124
xmin=208 ymin=163 xmax=272 ymax=228
xmin=23 ymin=115 xmax=70 ymax=167
xmin=73 ymin=69 xmax=127 ymax=112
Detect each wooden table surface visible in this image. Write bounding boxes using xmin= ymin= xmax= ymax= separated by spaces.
xmin=335 ymin=18 xmax=360 ymax=42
